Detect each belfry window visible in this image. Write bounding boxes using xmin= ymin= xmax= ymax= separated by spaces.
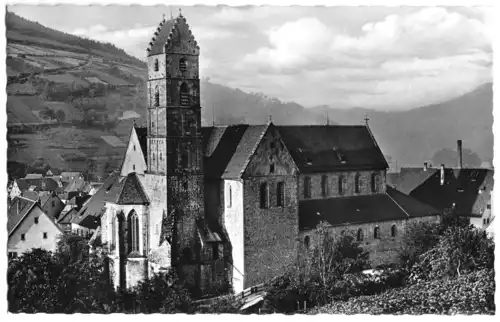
xmin=154 ymin=87 xmax=160 ymax=107
xmin=180 ymin=82 xmax=190 ymax=106
xmin=179 ymin=58 xmax=187 ymax=72
xmin=154 ymin=59 xmax=159 ymax=72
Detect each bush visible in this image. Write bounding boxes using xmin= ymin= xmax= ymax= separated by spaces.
xmin=310 ymin=269 xmax=495 ymax=315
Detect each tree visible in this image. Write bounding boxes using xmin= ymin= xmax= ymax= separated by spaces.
xmin=397 ymin=221 xmax=441 ymax=269
xmin=431 ymin=148 xmax=482 ymax=167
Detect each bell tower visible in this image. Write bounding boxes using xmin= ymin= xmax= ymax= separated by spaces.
xmin=146 ymin=12 xmax=205 ymax=281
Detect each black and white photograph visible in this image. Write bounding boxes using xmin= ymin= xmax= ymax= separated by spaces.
xmin=2 ymin=0 xmax=496 ymax=315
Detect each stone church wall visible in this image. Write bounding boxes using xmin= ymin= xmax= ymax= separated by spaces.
xmin=299 ymin=215 xmax=441 ymax=267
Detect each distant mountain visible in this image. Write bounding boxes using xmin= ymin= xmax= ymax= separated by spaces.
xmin=311 ymin=83 xmax=493 ymax=167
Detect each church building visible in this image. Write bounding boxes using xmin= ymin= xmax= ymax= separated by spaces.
xmin=94 ymin=12 xmax=441 ymax=295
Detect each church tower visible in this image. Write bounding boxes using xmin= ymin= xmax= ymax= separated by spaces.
xmin=146 ymin=12 xmax=205 ymax=287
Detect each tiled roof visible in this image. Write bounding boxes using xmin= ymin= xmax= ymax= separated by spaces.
xmin=147 ymin=18 xmax=176 ymax=55
xmin=202 ymin=125 xmax=251 ymax=178
xmin=222 ymin=124 xmax=269 ymax=179
xmin=276 ymin=125 xmax=388 ymax=173
xmin=387 ymin=167 xmax=438 ymax=194
xmin=8 ymin=196 xmax=37 ymax=234
xmin=135 ymin=126 xmax=148 ymax=164
xmin=16 ymin=178 xmax=60 ymax=192
xmin=57 ymin=208 xmax=79 ymax=224
xmin=299 ymin=186 xmax=440 ymax=230
xmin=407 ymin=168 xmax=494 ymax=216
xmin=22 ymin=190 xmax=39 ymax=202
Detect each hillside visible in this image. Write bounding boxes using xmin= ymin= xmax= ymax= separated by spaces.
xmin=311 ymin=83 xmax=494 ymax=168
xmin=5 ymin=11 xmax=493 ymax=177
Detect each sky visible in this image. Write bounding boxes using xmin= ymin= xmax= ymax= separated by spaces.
xmin=7 ymin=5 xmax=494 ymax=110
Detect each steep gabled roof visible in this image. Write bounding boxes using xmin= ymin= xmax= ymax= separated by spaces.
xmin=116 ymin=173 xmax=150 ymax=205
xmin=277 ymin=125 xmax=388 ymax=173
xmin=222 ymin=124 xmax=269 ymax=179
xmin=135 ymin=126 xmax=148 ymax=164
xmin=8 ymin=196 xmax=37 ymax=234
xmin=299 ymin=186 xmax=439 ymax=230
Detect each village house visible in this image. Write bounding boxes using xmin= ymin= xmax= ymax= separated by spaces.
xmin=79 ymin=12 xmax=442 ymax=295
xmin=387 ymin=140 xmax=494 ymax=230
xmin=8 ymin=196 xmax=63 ymax=258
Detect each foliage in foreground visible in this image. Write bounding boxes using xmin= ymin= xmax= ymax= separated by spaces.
xmin=309 ymin=269 xmax=495 ymax=315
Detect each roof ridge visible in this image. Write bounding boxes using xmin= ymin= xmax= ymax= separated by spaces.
xmin=385 ymin=187 xmax=411 ymax=218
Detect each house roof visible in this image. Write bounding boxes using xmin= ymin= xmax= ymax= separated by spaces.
xmin=22 ymin=190 xmax=39 ymax=202
xmin=73 ymin=174 xmax=119 ymax=228
xmin=63 ymin=176 xmax=86 ymax=193
xmin=57 ymin=208 xmax=79 ymax=224
xmin=298 ymin=186 xmax=440 ymax=230
xmin=276 ymin=125 xmax=388 ymax=173
xmin=407 ymin=168 xmax=494 ymax=216
xmin=387 ymin=167 xmax=439 ymax=194
xmin=24 ymin=173 xmax=43 ymax=179
xmin=16 ymin=178 xmax=60 ymax=192
xmin=8 ymin=196 xmax=37 ymax=234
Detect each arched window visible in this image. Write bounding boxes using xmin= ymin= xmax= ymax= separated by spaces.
xmin=321 ymin=175 xmax=328 ymax=197
xmin=154 ymin=59 xmax=159 ymax=72
xmin=128 ymin=211 xmax=140 ymax=253
xmin=355 ymin=172 xmax=361 ymax=193
xmin=179 ymin=57 xmax=187 ymax=72
xmin=260 ymin=182 xmax=268 ymax=209
xmin=304 ymin=176 xmax=311 ymax=199
xmin=277 ymin=182 xmax=285 ymax=207
xmin=338 ymin=175 xmax=344 ymax=195
xmin=371 ymin=173 xmax=378 ymax=193
xmin=374 ymin=226 xmax=380 ymax=239
xmin=304 ymin=235 xmax=310 ymax=249
xmin=357 ymin=228 xmax=364 ymax=241
xmin=391 ymin=224 xmax=397 ymax=237
xmin=180 ymin=82 xmax=190 ymax=106
xmin=154 ymin=86 xmax=160 ymax=107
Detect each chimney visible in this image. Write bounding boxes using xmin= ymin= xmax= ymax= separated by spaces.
xmin=457 ymin=140 xmax=463 ymax=169
xmin=424 ymin=162 xmax=428 ymax=171
xmin=440 ymin=164 xmax=445 ymax=185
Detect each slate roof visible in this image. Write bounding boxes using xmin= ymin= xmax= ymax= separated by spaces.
xmin=406 ymin=168 xmax=494 ymax=217
xmin=221 ymin=124 xmax=269 ymax=179
xmin=387 ymin=167 xmax=438 ymax=194
xmin=135 ymin=126 xmax=148 ymax=164
xmin=8 ymin=196 xmax=37 ymax=234
xmin=147 ymin=18 xmax=176 ymax=55
xmin=57 ymin=208 xmax=79 ymax=225
xmin=276 ymin=125 xmax=388 ymax=173
xmin=22 ymin=190 xmax=39 ymax=202
xmin=299 ymin=186 xmax=440 ymax=230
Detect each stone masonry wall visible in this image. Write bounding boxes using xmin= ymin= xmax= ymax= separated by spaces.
xmin=298 ymin=170 xmax=386 ymax=201
xmin=299 ymin=215 xmax=441 ymax=267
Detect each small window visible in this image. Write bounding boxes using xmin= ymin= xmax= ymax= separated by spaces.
xmin=51 ymin=201 xmax=55 ymax=207
xmin=260 ymin=182 xmax=268 ymax=209
xmin=183 ymin=181 xmax=188 ymax=191
xmin=355 ymin=173 xmax=361 ymax=194
xmin=304 ymin=176 xmax=311 ymax=199
xmin=304 ymin=235 xmax=310 ymax=249
xmin=277 ymin=182 xmax=285 ymax=207
xmin=270 ymin=164 xmax=275 ymax=173
xmin=180 ymin=82 xmax=190 ymax=106
xmin=374 ymin=226 xmax=380 ymax=239
xmin=133 ymin=164 xmax=136 ymax=171
xmin=133 ymin=145 xmax=136 ymax=151
xmin=483 ymin=218 xmax=487 ymax=225
xmin=213 ymin=244 xmax=219 ymax=260
xmin=159 ymin=153 xmax=162 ymax=161
xmin=154 ymin=88 xmax=160 ymax=107
xmin=487 ymin=204 xmax=491 ymax=209
xmin=338 ymin=175 xmax=345 ymax=195
xmin=154 ymin=59 xmax=159 ymax=72
xmin=357 ymin=228 xmax=364 ymax=241
xmin=34 ymin=217 xmax=39 ymax=224
xmin=151 ymin=121 xmax=155 ymax=129
xmin=43 ymin=232 xmax=47 ymax=239
xmin=21 ymin=234 xmax=25 ymax=241
xmin=321 ymin=175 xmax=328 ymax=197
xmin=391 ymin=224 xmax=397 ymax=237
xmin=228 ymin=185 xmax=232 ymax=208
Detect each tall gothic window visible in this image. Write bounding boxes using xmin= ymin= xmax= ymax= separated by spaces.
xmin=228 ymin=185 xmax=232 ymax=208
xmin=321 ymin=175 xmax=328 ymax=197
xmin=355 ymin=172 xmax=361 ymax=193
xmin=154 ymin=86 xmax=160 ymax=107
xmin=180 ymin=82 xmax=190 ymax=106
xmin=111 ymin=215 xmax=117 ymax=251
xmin=128 ymin=211 xmax=140 ymax=253
xmin=260 ymin=182 xmax=268 ymax=209
xmin=277 ymin=182 xmax=285 ymax=207
xmin=391 ymin=224 xmax=397 ymax=237
xmin=179 ymin=58 xmax=187 ymax=72
xmin=338 ymin=175 xmax=345 ymax=195
xmin=154 ymin=59 xmax=159 ymax=72
xmin=374 ymin=226 xmax=380 ymax=239
xmin=304 ymin=176 xmax=311 ymax=199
